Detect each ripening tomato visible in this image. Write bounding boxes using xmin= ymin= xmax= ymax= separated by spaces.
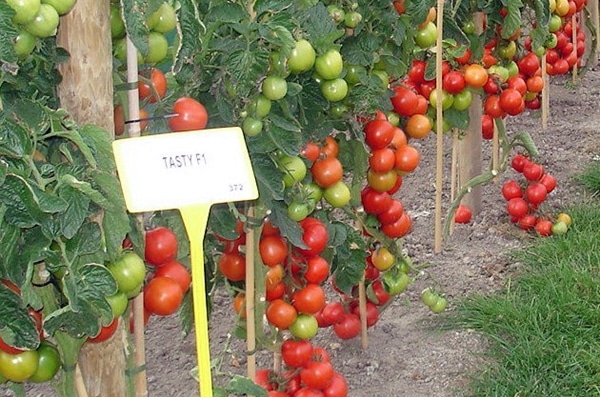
xmin=464 ymin=64 xmax=489 ymax=88
xmin=87 ymin=318 xmax=119 ymax=344
xmin=138 ymin=68 xmax=167 ymax=103
xmin=394 ymin=145 xmax=420 ymax=173
xmin=302 ymin=142 xmax=321 ymax=162
xmin=535 ymin=219 xmax=553 ymax=236
xmin=404 ymin=114 xmax=432 ymax=139
xmin=311 ymin=157 xmax=343 ymax=188
xmin=266 ymin=299 xmax=298 ymax=330
xmin=367 ymin=169 xmax=398 ymax=193
xmin=168 ymin=97 xmax=208 ymax=132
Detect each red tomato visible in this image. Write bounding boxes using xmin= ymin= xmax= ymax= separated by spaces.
xmin=442 ymin=70 xmax=466 ymax=94
xmin=154 ymin=260 xmax=191 ymax=293
xmin=380 ymin=211 xmax=412 ymax=238
xmin=518 ymin=214 xmax=537 ymax=231
xmin=369 ymin=280 xmax=391 ymax=306
xmin=368 ymin=147 xmax=396 ymax=173
xmin=218 ymin=252 xmax=246 ymax=282
xmin=518 ymin=53 xmax=541 ymax=76
xmin=143 ymin=276 xmax=184 ymax=316
xmin=507 ymin=197 xmax=529 ymax=219
xmin=481 ymin=114 xmax=494 ymax=140
xmin=281 ymin=339 xmax=313 ymax=368
xmin=351 ymin=301 xmax=379 ymax=327
xmin=168 ymin=97 xmax=208 ymax=132
xmin=88 ymin=318 xmax=119 ymax=343
xmin=511 ymin=154 xmax=529 ymax=172
xmin=522 ymin=162 xmax=544 ymax=181
xmin=333 ymin=313 xmax=361 ymax=340
xmin=363 ymin=119 xmax=394 ymax=150
xmin=301 ymin=142 xmax=321 ymax=162
xmin=535 ymin=219 xmax=553 ymax=236
xmin=499 ymin=88 xmax=524 ymax=116
xmin=297 ymin=218 xmax=329 ymax=257
xmin=502 ymin=180 xmax=523 ymax=200
xmin=292 ymin=284 xmax=327 ymax=314
xmin=394 ymin=145 xmax=420 ymax=173
xmin=260 ymin=235 xmax=288 ymax=267
xmin=320 ymin=302 xmax=345 ymax=327
xmin=300 ymin=361 xmax=334 ymax=390
xmin=377 ymin=199 xmax=404 ymax=225
xmin=454 ymin=205 xmax=472 ymax=224
xmin=391 ymin=85 xmax=418 ymax=116
xmin=540 ymin=173 xmax=557 ymax=193
xmin=322 ymin=372 xmax=348 ymax=397
xmin=144 ymin=226 xmax=178 ymax=267
xmin=304 ymin=256 xmax=330 ymax=284
xmin=361 ymin=187 xmax=392 ymax=215
xmin=525 ymin=183 xmax=548 ymax=205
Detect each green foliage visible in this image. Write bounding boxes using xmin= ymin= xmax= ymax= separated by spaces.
xmin=0 ymin=100 xmax=131 ymax=348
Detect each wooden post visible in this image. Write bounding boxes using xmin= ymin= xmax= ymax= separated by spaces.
xmin=458 ymin=13 xmax=484 ymax=215
xmin=56 ymin=1 xmax=128 ymax=396
xmin=590 ymin=0 xmax=600 ymax=53
xmin=433 ymin=0 xmax=445 ymax=253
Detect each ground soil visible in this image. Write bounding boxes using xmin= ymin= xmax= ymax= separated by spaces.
xmin=9 ymin=63 xmax=600 ymax=397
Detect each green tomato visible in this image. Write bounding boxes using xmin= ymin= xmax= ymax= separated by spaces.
xmin=305 ymin=182 xmax=323 ymax=202
xmin=462 ymin=20 xmax=476 ymax=35
xmin=315 ymin=49 xmax=344 ymax=80
xmin=548 ymin=14 xmax=562 ymax=33
xmin=323 ymin=180 xmax=350 ymax=208
xmin=0 ymin=350 xmax=39 ymax=382
xmin=344 ymin=64 xmax=366 ymax=85
xmin=430 ymin=297 xmax=447 ymax=313
xmin=289 ymin=314 xmax=318 ymax=340
xmin=421 ymin=288 xmax=438 ymax=308
xmin=371 ymin=69 xmax=389 ymax=90
xmin=545 ymin=33 xmax=558 ymax=49
xmin=327 ymin=5 xmax=345 ymax=24
xmin=383 ymin=271 xmax=411 ymax=295
xmin=452 ymin=89 xmax=472 ymax=111
xmin=329 ymin=103 xmax=349 ymax=119
xmin=269 ymin=51 xmax=289 ymax=77
xmin=551 ymin=221 xmax=568 ymax=235
xmin=497 ymin=40 xmax=516 ymax=60
xmin=487 ymin=65 xmax=509 ymax=82
xmin=242 ymin=117 xmax=263 ymax=137
xmin=110 ymin=4 xmax=126 ymax=39
xmin=505 ymin=60 xmax=519 ymax=77
xmin=113 ymin=37 xmax=143 ymax=64
xmin=29 ymin=341 xmax=61 ymax=383
xmin=320 ymin=78 xmax=348 ymax=102
xmin=414 ymin=21 xmax=438 ymax=49
xmin=344 ymin=11 xmax=362 ymax=28
xmin=429 ymin=88 xmax=454 ymax=110
xmin=287 ymin=201 xmax=310 ymax=222
xmin=248 ymin=94 xmax=272 ymax=118
xmin=7 ymin=0 xmax=41 ymax=25
xmin=277 ymin=155 xmax=307 ymax=187
xmin=288 ymin=39 xmax=316 ymax=74
xmin=13 ymin=30 xmax=37 ymax=58
xmin=25 ymin=3 xmax=59 ymax=38
xmin=41 ymin=0 xmax=76 ymax=15
xmin=106 ymin=290 xmax=129 ymax=318
xmin=145 ymin=31 xmax=169 ymax=64
xmin=261 ymin=75 xmax=288 ymax=101
xmin=386 ymin=111 xmax=401 ymax=127
xmin=146 ymin=2 xmax=177 ymax=33
xmin=107 ymin=252 xmax=146 ymax=295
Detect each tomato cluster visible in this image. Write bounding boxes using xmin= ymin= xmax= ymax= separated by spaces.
xmin=0 ymin=281 xmax=61 ymax=384
xmin=256 ymin=340 xmax=348 ymax=397
xmin=502 ymin=154 xmax=571 ymax=237
xmin=7 ymin=0 xmax=77 ymax=58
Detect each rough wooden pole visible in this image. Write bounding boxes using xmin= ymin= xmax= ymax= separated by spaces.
xmin=458 ymin=12 xmax=484 ymax=215
xmin=56 ymin=1 xmax=128 ymax=396
xmin=434 ymin=0 xmax=445 ymax=253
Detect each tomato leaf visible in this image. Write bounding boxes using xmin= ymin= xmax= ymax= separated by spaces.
xmin=270 ymin=203 xmax=306 ymax=250
xmin=227 ymin=375 xmax=268 ymax=397
xmin=65 ymin=221 xmax=102 ymax=258
xmin=60 ymin=174 xmax=115 ymax=211
xmin=331 ymin=228 xmax=368 ymax=294
xmin=406 ymin=0 xmax=437 ymax=25
xmin=501 ymin=0 xmax=523 ymax=39
xmin=121 ymin=0 xmax=151 ymax=57
xmin=0 ymin=2 xmax=18 ymax=64
xmin=0 ymin=223 xmax=20 ymax=282
xmin=0 ymin=286 xmax=40 ymax=350
xmin=444 ymin=108 xmax=470 ymax=131
xmin=298 ymin=3 xmax=342 ymax=53
xmin=0 ymin=175 xmax=53 ymax=229
xmin=45 ymin=263 xmax=117 ymax=337
xmin=178 ymin=290 xmax=194 ymax=337
xmin=0 ymin=117 xmax=31 ymax=158
xmin=252 ymin=154 xmax=285 ymax=201
xmin=172 ymin=0 xmax=203 ymax=82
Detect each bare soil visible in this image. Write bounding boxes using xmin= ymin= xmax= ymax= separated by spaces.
xmin=9 ymin=64 xmax=600 ymax=397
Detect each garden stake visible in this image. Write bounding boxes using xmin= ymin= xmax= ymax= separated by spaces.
xmin=125 ymin=35 xmax=148 ymax=397
xmin=358 ymin=273 xmax=368 ymax=349
xmin=434 ymin=0 xmax=445 ymax=253
xmin=572 ymin=13 xmax=579 ymax=81
xmin=449 ymin=129 xmax=459 ymax=235
xmin=542 ymin=54 xmax=549 ymax=129
xmin=244 ymin=206 xmax=257 ymax=394
xmin=492 ymin=119 xmax=500 ymax=177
